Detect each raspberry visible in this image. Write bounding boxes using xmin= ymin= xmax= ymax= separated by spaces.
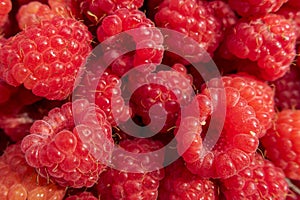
xmin=0 ymin=143 xmax=65 ymax=199
xmin=223 ymin=73 xmax=275 ymax=136
xmin=261 ymin=109 xmax=300 ymax=180
xmin=0 ymin=16 xmax=92 ymax=100
xmin=176 ymin=73 xmax=274 ymax=179
xmin=271 ymin=65 xmax=300 ymax=110
xmin=0 ymin=0 xmax=11 ymax=16
xmin=96 ymin=138 xmax=165 ymax=200
xmin=276 ymin=4 xmax=300 ymax=39
xmin=16 ymin=1 xmax=56 ymax=30
xmin=207 ymin=0 xmax=238 ymax=32
xmin=158 ymin=158 xmax=218 ymax=200
xmin=79 ymin=0 xmax=143 ymax=25
xmin=75 ymin=69 xmax=131 ymax=126
xmin=228 ymin=0 xmax=287 ymax=17
xmin=129 ymin=67 xmax=193 ymax=133
xmin=96 ymin=8 xmax=164 ymax=77
xmin=21 ymin=99 xmax=114 ymax=188
xmin=223 ymin=14 xmax=297 ymax=81
xmin=220 ymin=154 xmax=288 ymax=199
xmin=154 ymin=0 xmax=224 ymax=63
xmin=0 ymin=0 xmax=12 ymax=28
xmin=65 ymin=191 xmax=98 ymax=200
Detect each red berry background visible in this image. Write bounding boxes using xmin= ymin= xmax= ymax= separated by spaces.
xmin=0 ymin=0 xmax=299 ymax=199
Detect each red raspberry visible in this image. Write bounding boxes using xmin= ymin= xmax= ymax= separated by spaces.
xmin=154 ymin=0 xmax=224 ymax=63
xmin=96 ymin=8 xmax=164 ymax=77
xmin=75 ymin=69 xmax=131 ymax=126
xmin=223 ymin=73 xmax=275 ymax=136
xmin=158 ymin=158 xmax=218 ymax=200
xmin=261 ymin=109 xmax=300 ymax=180
xmin=271 ymin=65 xmax=300 ymax=110
xmin=0 ymin=143 xmax=66 ymax=199
xmin=0 ymin=0 xmax=12 ymax=28
xmin=21 ymin=99 xmax=114 ymax=188
xmin=220 ymin=154 xmax=288 ymax=199
xmin=48 ymin=0 xmax=74 ymax=17
xmin=129 ymin=67 xmax=193 ymax=133
xmin=228 ymin=0 xmax=287 ymax=17
xmin=96 ymin=138 xmax=165 ymax=200
xmin=177 ymin=73 xmax=274 ymax=179
xmin=16 ymin=1 xmax=56 ymax=30
xmin=276 ymin=3 xmax=300 ymax=39
xmin=207 ymin=0 xmax=238 ymax=32
xmin=0 ymin=16 xmax=92 ymax=100
xmin=65 ymin=191 xmax=98 ymax=200
xmin=78 ymin=0 xmax=143 ymax=25
xmin=223 ymin=14 xmax=297 ymax=81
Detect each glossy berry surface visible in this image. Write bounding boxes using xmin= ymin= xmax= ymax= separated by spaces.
xmin=0 ymin=143 xmax=66 ymax=199
xmin=158 ymin=158 xmax=218 ymax=200
xmin=261 ymin=109 xmax=300 ymax=180
xmin=223 ymin=14 xmax=297 ymax=81
xmin=21 ymin=99 xmax=113 ymax=188
xmin=220 ymin=154 xmax=288 ymax=200
xmin=97 ymin=8 xmax=164 ymax=77
xmin=0 ymin=16 xmax=92 ymax=100
xmin=96 ymin=138 xmax=165 ymax=200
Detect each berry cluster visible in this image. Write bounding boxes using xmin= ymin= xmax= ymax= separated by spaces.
xmin=0 ymin=0 xmax=299 ymax=199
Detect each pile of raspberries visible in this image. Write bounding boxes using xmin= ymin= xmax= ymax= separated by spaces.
xmin=0 ymin=0 xmax=300 ymax=199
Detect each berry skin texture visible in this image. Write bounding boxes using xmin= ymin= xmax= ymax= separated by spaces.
xmin=158 ymin=158 xmax=218 ymax=200
xmin=261 ymin=109 xmax=300 ymax=180
xmin=75 ymin=69 xmax=131 ymax=126
xmin=176 ymin=73 xmax=274 ymax=179
xmin=96 ymin=138 xmax=165 ymax=200
xmin=128 ymin=67 xmax=193 ymax=133
xmin=271 ymin=65 xmax=300 ymax=110
xmin=223 ymin=14 xmax=297 ymax=81
xmin=0 ymin=16 xmax=92 ymax=100
xmin=276 ymin=3 xmax=300 ymax=39
xmin=21 ymin=99 xmax=114 ymax=188
xmin=0 ymin=0 xmax=12 ymax=28
xmin=220 ymin=154 xmax=288 ymax=200
xmin=0 ymin=143 xmax=66 ymax=200
xmin=154 ymin=0 xmax=223 ymax=63
xmin=228 ymin=0 xmax=287 ymax=17
xmin=79 ymin=0 xmax=144 ymax=25
xmin=97 ymin=8 xmax=164 ymax=77
xmin=16 ymin=1 xmax=55 ymax=30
